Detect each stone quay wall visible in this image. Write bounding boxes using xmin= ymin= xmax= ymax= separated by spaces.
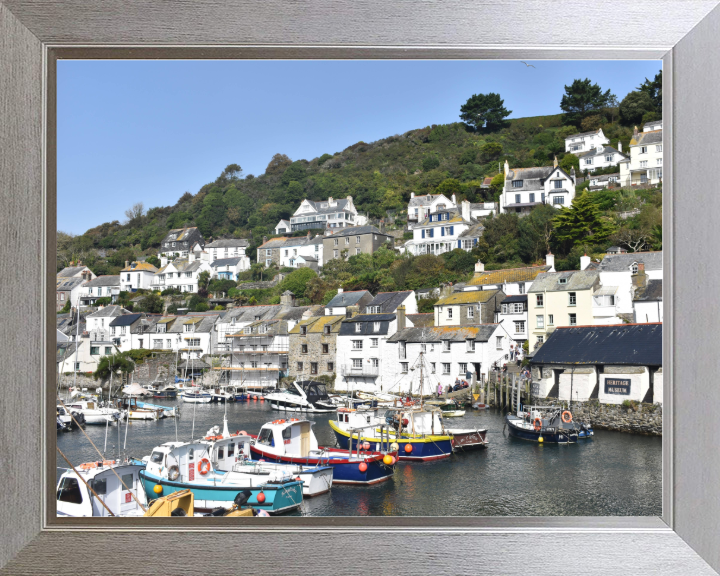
xmin=569 ymin=400 xmax=662 ymax=436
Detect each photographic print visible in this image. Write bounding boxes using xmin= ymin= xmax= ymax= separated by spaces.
xmin=55 ymin=59 xmax=663 ymax=519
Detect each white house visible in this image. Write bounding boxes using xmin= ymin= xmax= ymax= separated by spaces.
xmin=324 ymin=289 xmax=374 ymax=316
xmin=165 ymin=313 xmax=221 ymax=361
xmin=498 ymin=294 xmax=529 ymax=343
xmin=107 ymin=313 xmax=145 ymax=352
xmin=79 ymin=276 xmax=121 ymax=305
xmin=404 ymin=206 xmax=474 ymax=256
xmin=200 ymin=238 xmax=251 ymax=269
xmin=279 ymin=234 xmax=324 ymax=268
xmin=289 ymin=196 xmax=366 ymax=232
xmin=597 ymin=251 xmax=663 ymax=322
xmin=407 ymin=193 xmax=456 ymax=223
xmin=633 ymin=279 xmax=662 ymax=323
xmin=57 ymin=265 xmax=96 ymax=281
xmin=619 ymin=124 xmax=663 ymax=187
xmin=576 ymin=144 xmax=628 ymax=173
xmin=643 ymin=119 xmax=663 ymax=132
xmin=274 ymin=220 xmax=290 ymax=235
xmin=564 ymin=128 xmax=609 ymax=154
xmin=210 ymin=257 xmax=246 ymax=281
xmin=499 ymin=159 xmax=576 ymax=215
xmin=152 ymin=259 xmax=213 ymax=293
xmin=384 ymin=323 xmax=513 ymax=394
xmin=158 ymin=227 xmax=205 ymax=263
xmin=334 ymin=306 xmax=415 ymax=393
xmin=56 ymin=276 xmax=90 ymax=311
xmin=588 ymin=173 xmax=621 ymax=190
xmin=120 ymin=261 xmax=158 ymax=292
xmin=467 ymin=201 xmax=497 ymax=219
xmin=57 ymin=339 xmax=121 ymax=375
xmin=364 ymin=290 xmax=418 ymax=315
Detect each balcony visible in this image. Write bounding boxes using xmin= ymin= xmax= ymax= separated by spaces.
xmin=341 ymin=363 xmax=380 ymax=377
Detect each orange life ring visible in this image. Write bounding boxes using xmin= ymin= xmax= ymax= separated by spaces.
xmin=289 ymin=418 xmax=299 ymax=422
xmin=561 ymin=411 xmax=573 ymax=423
xmin=272 ymin=419 xmax=286 ymax=425
xmin=197 ymin=458 xmax=211 ymax=475
xmin=533 ymin=418 xmax=542 ymax=432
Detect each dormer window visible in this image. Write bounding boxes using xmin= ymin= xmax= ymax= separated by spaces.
xmin=355 ymin=323 xmax=362 ymax=333
xmin=324 ymin=325 xmax=331 ymax=335
xmin=184 ymin=324 xmax=195 ymax=333
xmin=244 ymin=327 xmax=251 ymax=334
xmin=512 ymin=180 xmax=523 ymax=188
xmin=558 ymin=278 xmax=568 ymax=285
xmin=301 ymin=326 xmax=307 ymax=335
xmin=259 ymin=324 xmax=267 ymax=334
xmin=631 ymin=263 xmax=639 ymax=274
xmin=373 ymin=322 xmax=381 ymax=332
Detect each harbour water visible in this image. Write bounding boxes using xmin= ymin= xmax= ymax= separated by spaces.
xmin=56 ymin=399 xmax=662 ymax=516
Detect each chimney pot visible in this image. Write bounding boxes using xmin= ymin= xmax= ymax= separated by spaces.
xmin=397 ymin=305 xmax=406 ymax=330
xmin=410 ymin=192 xmax=415 ymax=199
xmin=125 ymin=260 xmax=129 ymax=268
xmin=553 ymin=156 xmax=558 ymax=168
xmin=546 ymin=252 xmax=555 ymax=272
xmin=337 ymin=288 xmax=343 ymax=294
xmin=580 ymin=254 xmax=591 ymax=271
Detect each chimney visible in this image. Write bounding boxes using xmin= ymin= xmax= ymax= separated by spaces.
xmin=633 ymin=126 xmax=639 ymax=139
xmin=553 ymin=156 xmax=558 ymax=168
xmin=451 ymin=194 xmax=457 ymax=206
xmin=546 ymin=252 xmax=555 ymax=272
xmin=347 ymin=305 xmax=359 ymax=318
xmin=461 ymin=200 xmax=470 ymax=222
xmin=280 ymin=290 xmax=296 ymax=307
xmin=410 ymin=192 xmax=415 ymax=199
xmin=397 ymin=305 xmax=406 ymax=331
xmin=307 ymin=231 xmax=311 ymax=240
xmin=262 ymin=236 xmax=267 ymax=245
xmin=475 ymin=260 xmax=485 ymax=273
xmin=328 ymin=196 xmax=334 ymax=206
xmin=125 ymin=260 xmax=129 ymax=269
xmin=617 ymin=141 xmax=622 ymax=153
xmin=503 ymin=159 xmax=509 ymax=177
xmin=78 ymin=260 xmax=82 ymax=266
xmin=337 ymin=287 xmax=343 ymax=294
xmin=580 ymin=253 xmax=591 ymax=271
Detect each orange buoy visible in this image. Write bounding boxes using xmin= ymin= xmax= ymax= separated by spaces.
xmin=295 ymin=476 xmax=302 ymax=481
xmin=239 ymin=430 xmax=248 ymax=436
xmin=404 ymin=444 xmax=413 ymax=453
xmin=197 ymin=458 xmax=211 ymax=475
xmin=257 ymin=492 xmax=266 ymax=504
xmin=561 ymin=410 xmax=573 ymax=423
xmin=383 ymin=455 xmax=393 ymax=466
xmin=358 ymin=462 xmax=368 ymax=473
xmin=363 ymin=442 xmax=370 ymax=450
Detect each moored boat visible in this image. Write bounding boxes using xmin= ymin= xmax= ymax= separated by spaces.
xmin=265 ymin=380 xmax=336 ymax=413
xmin=182 ymin=389 xmax=212 ymax=403
xmin=505 ymin=405 xmax=594 ymax=443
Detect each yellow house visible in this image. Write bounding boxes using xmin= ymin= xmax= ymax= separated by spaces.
xmin=527 ymin=270 xmax=600 ymax=349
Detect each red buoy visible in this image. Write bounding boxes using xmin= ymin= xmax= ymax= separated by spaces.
xmin=389 ymin=456 xmax=396 ymax=465
xmin=404 ymin=444 xmax=413 ymax=453
xmin=259 ymin=459 xmax=265 ymax=463
xmin=239 ymin=430 xmax=248 ymax=436
xmin=402 ymin=418 xmax=409 ymax=426
xmin=358 ymin=462 xmax=368 ymax=473
xmin=363 ymin=442 xmax=370 ymax=450
xmin=295 ymin=476 xmax=302 ymax=481
xmin=257 ymin=492 xmax=266 ymax=503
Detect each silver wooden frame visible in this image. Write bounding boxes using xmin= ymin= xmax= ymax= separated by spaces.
xmin=1 ymin=1 xmax=719 ymax=573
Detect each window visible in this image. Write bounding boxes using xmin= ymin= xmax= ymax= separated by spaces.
xmin=430 ymin=362 xmax=436 ymax=373
xmin=301 ymin=326 xmax=307 ymax=335
xmin=266 ymin=259 xmax=272 ymax=266
xmin=548 ymin=315 xmax=554 ymax=326
xmin=265 ymin=249 xmax=272 ymax=256
xmin=153 ymin=339 xmax=162 ymax=348
xmin=400 ymin=362 xmax=409 ymax=373
xmin=594 ymin=294 xmax=615 ymax=306
xmin=443 ymin=340 xmax=451 ymax=352
xmin=467 ymin=306 xmax=474 ymax=319
xmin=188 ymin=338 xmax=200 ymax=347
xmin=514 ymin=321 xmax=525 ymax=334
xmin=352 ymin=340 xmax=363 ymax=350
xmin=138 ymin=339 xmax=143 ymax=349
xmin=90 ymin=346 xmax=99 ymax=355
xmin=333 ymin=250 xmax=338 ymax=258
xmin=529 ymin=193 xmax=535 ymax=203
xmin=250 ymin=361 xmax=258 ymax=368
xmin=605 ymin=155 xmax=613 ymax=162
xmin=345 ymin=237 xmax=350 ymax=245
xmin=640 ymin=146 xmax=647 ymax=154
xmin=467 ymin=339 xmax=476 ymax=352
xmin=459 ymin=363 xmax=467 ymax=373
xmin=447 ymin=308 xmax=453 ymax=319
xmin=519 ymin=283 xmax=525 ymax=294
xmin=356 ymin=236 xmax=361 ymax=244
xmin=554 ymin=180 xmax=563 ymax=189
xmin=285 ymin=250 xmax=289 ymax=256
xmin=324 ymin=325 xmax=331 ymax=335
xmin=569 ymin=292 xmax=576 ymax=306
xmin=584 ymin=158 xmax=592 ymax=165
xmin=442 ymin=363 xmax=451 ymax=375
xmin=370 ymin=338 xmax=379 ymax=347
xmin=301 ymin=344 xmax=308 ymax=354
xmin=373 ymin=322 xmax=380 ymax=332
xmin=156 ymin=324 xmax=166 ymax=333
xmin=540 ymin=192 xmax=545 ymax=203
xmin=537 ymin=336 xmax=544 ymax=345
xmin=536 ymin=294 xmax=543 ymax=307
xmin=512 ymin=180 xmax=523 ymax=188
xmin=166 ymin=340 xmax=172 ymax=348
xmin=657 ymin=158 xmax=663 ymax=165
xmin=656 ymin=145 xmax=662 ymax=152
xmin=501 ymin=304 xmax=508 ymax=314
xmin=515 ymin=194 xmax=521 ymax=204
xmin=327 ymin=362 xmax=334 ymax=371
xmin=57 ymin=477 xmax=83 ymax=504
xmin=89 ymin=478 xmax=107 ymax=496
xmin=105 ymin=346 xmax=112 ymax=354
xmin=355 ymin=323 xmax=362 ymax=333
xmin=334 ymin=238 xmax=338 ymax=246
xmin=640 ymin=160 xmax=648 ymax=168
xmin=355 ymin=248 xmax=361 ymax=255
xmin=536 ymin=315 xmax=544 ymax=328
xmin=310 ymin=362 xmax=318 ymax=375
xmin=496 ymin=336 xmax=503 ymax=349
xmin=558 ymin=278 xmax=567 ymax=285
xmin=120 ymin=326 xmax=127 ymax=335
xmin=569 ymin=313 xmax=577 ymax=326
xmin=321 ymin=343 xmax=329 ymax=354
xmin=184 ymin=324 xmax=194 ymax=333
xmin=351 ymin=358 xmax=363 ymax=369
xmin=297 ymin=362 xmax=303 ymax=371
xmin=553 ymin=196 xmax=564 ymax=205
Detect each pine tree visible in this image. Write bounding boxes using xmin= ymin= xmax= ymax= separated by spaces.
xmin=552 ymin=191 xmax=615 ymax=252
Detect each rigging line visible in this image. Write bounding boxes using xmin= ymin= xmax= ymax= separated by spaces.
xmin=56 ymin=446 xmax=116 ymax=517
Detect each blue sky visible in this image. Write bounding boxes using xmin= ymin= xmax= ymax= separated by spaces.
xmin=58 ymin=60 xmax=661 ymax=234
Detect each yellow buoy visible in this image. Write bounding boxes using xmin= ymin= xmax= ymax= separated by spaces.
xmin=383 ymin=454 xmax=394 ymax=466
xmin=390 ymin=442 xmax=399 ymax=452
xmin=153 ymin=484 xmax=163 ymax=494
xmin=538 ymin=437 xmax=544 ymax=443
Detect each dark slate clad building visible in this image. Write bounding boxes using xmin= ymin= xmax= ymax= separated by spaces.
xmin=530 ymin=323 xmax=662 ymax=405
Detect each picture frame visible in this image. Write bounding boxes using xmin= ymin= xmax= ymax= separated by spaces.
xmin=1 ymin=0 xmax=719 ymax=573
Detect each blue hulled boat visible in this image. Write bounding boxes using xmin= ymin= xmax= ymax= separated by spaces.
xmin=505 ymin=405 xmax=594 ymax=443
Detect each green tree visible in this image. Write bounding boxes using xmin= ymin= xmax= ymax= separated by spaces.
xmin=458 ymin=148 xmax=478 ymax=165
xmin=136 ymin=292 xmax=164 ymax=314
xmin=422 ymin=156 xmax=440 ymax=171
xmin=638 ymin=70 xmax=662 ymax=112
xmin=145 ymin=255 xmax=161 ymax=268
xmin=278 ymin=267 xmax=317 ymax=299
xmin=580 ymin=114 xmax=603 ymax=132
xmin=560 ymin=78 xmax=614 ymax=126
xmin=198 ymin=270 xmax=210 ymax=290
xmin=480 ymin=141 xmax=503 ymax=161
xmin=517 ymin=204 xmax=558 ymax=263
xmin=558 ymin=125 xmax=579 ymax=139
xmin=93 ymin=353 xmax=134 ymax=381
xmin=266 ymin=153 xmax=292 ymax=175
xmin=619 ymin=91 xmax=656 ymax=126
xmin=559 ymin=153 xmax=580 ymax=173
xmin=197 ymin=191 xmax=226 ymax=237
xmin=459 ymin=93 xmax=512 ymax=131
xmin=489 ymin=173 xmax=505 ymax=202
xmin=435 ymin=179 xmax=462 ymax=199
xmin=552 ymin=191 xmax=616 ymax=252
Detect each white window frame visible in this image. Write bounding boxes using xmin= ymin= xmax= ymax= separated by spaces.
xmin=496 ymin=336 xmax=503 ymax=350
xmin=442 ymin=363 xmax=451 ymax=375
xmin=443 ymin=340 xmax=451 ymax=352
xmin=536 ymin=315 xmax=544 ymax=329
xmin=569 ymin=313 xmax=577 ymax=326
xmin=467 ymin=306 xmax=474 ymax=319
xmin=370 ymin=338 xmax=379 ymax=347
xmin=569 ymin=292 xmax=577 ymax=306
xmin=514 ymin=321 xmax=525 ymax=334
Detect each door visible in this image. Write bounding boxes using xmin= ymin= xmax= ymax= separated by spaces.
xmin=118 ymin=470 xmax=139 ymax=514
xmin=299 ymin=422 xmax=311 ymax=457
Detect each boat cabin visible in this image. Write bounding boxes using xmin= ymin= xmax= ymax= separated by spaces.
xmin=56 ymin=461 xmax=145 ymax=517
xmin=145 ymin=441 xmax=216 ymax=483
xmin=336 ymin=408 xmax=374 ymax=429
xmin=255 ymin=419 xmax=319 ymax=458
xmin=384 ymin=408 xmax=444 ymax=436
xmin=291 ymin=380 xmax=331 ymax=403
xmin=203 ymin=435 xmax=252 ymax=470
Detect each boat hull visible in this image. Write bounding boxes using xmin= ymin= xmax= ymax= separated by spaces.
xmin=234 ymin=462 xmax=333 ymax=497
xmin=505 ymin=415 xmax=594 ymax=443
xmin=182 ymin=394 xmax=212 ymax=404
xmin=153 ymin=391 xmax=177 ymax=399
xmin=445 ymin=428 xmax=488 ymax=450
xmin=329 ymin=420 xmax=453 ymax=461
xmin=268 ymin=399 xmax=336 ymax=413
xmin=139 ymin=470 xmax=303 ymax=514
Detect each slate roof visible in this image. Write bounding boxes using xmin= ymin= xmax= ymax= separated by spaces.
xmin=598 ymin=252 xmax=663 ymax=272
xmin=365 ymin=291 xmax=413 ymax=313
xmin=258 ymin=237 xmax=288 ymax=249
xmin=458 ymin=221 xmax=485 ymax=238
xmin=282 ymin=234 xmax=325 ymax=248
xmin=634 ymin=279 xmax=662 ymax=302
xmin=305 ymin=198 xmax=350 ymax=214
xmin=436 ymin=290 xmax=500 ymax=306
xmin=564 ymin=128 xmax=604 ymax=140
xmin=87 ymin=305 xmax=130 ymax=318
xmin=58 ymin=266 xmax=89 ymax=278
xmin=84 ymin=275 xmax=120 ymax=288
xmin=576 ymin=145 xmax=628 ymax=160
xmin=275 ymin=220 xmax=290 ymax=229
xmin=530 ymin=323 xmax=662 ymax=366
xmin=167 ymin=314 xmax=220 ymax=334
xmin=630 ymin=129 xmax=662 ymax=147
xmin=388 ymin=325 xmax=500 ymax=343
xmin=210 ymin=257 xmax=244 ymax=268
xmin=218 ymin=304 xmax=315 ymax=326
xmin=228 ymin=318 xmax=292 ymax=337
xmin=408 ymin=194 xmax=449 ymax=208
xmin=56 ymin=277 xmax=85 ymax=291
xmin=161 ymin=227 xmax=203 ymax=245
xmin=468 ymin=265 xmax=550 ymax=286
xmin=339 ymin=314 xmax=395 ymax=336
xmin=131 ymin=316 xmax=162 ymax=334
xmin=205 ymin=238 xmax=249 ymax=249
xmin=323 ymin=225 xmax=388 ymax=238
xmin=505 ymin=166 xmax=574 ymax=192
xmin=417 ymin=208 xmax=468 ymax=227
xmin=502 ymin=294 xmax=528 ymax=304
xmin=528 ymin=270 xmax=600 ymax=293
xmin=343 ymin=313 xmax=396 ymax=323
xmin=326 ymin=290 xmax=372 ymax=308
xmin=109 ymin=313 xmax=143 ymax=327
xmin=406 ymin=313 xmax=434 ymax=328
xmin=589 ymin=173 xmax=620 ymax=182
xmin=56 ymin=342 xmax=78 ymax=362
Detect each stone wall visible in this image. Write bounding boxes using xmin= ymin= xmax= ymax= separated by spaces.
xmin=57 ymin=351 xmax=177 ymax=390
xmin=288 ymin=332 xmax=338 ymax=380
xmin=570 ymin=400 xmax=662 ymax=436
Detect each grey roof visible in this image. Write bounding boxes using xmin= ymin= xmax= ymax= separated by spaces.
xmin=458 ymin=221 xmax=485 ymax=239
xmin=204 ymin=238 xmax=249 ymax=249
xmin=167 ymin=314 xmax=220 ymax=334
xmin=643 ymin=119 xmax=663 ymax=129
xmin=343 ymin=313 xmax=396 ymax=323
xmin=505 ymin=166 xmax=574 ymax=192
xmin=131 ymin=316 xmax=161 ymax=334
xmin=589 ymin=173 xmax=620 ymax=182
xmin=339 ymin=314 xmax=395 ymax=336
xmin=564 ymin=128 xmax=604 ymax=140
xmin=502 ymin=294 xmax=528 ymax=303
xmin=217 ymin=304 xmax=315 ymax=325
xmin=598 ymin=252 xmax=663 ymax=272
xmin=633 ymin=279 xmax=662 ymax=302
xmin=84 ymin=275 xmax=120 ymax=288
xmin=528 ymin=270 xmax=600 ymax=293
xmin=210 ymin=257 xmax=244 ymax=268
xmin=632 ymin=130 xmax=662 ymax=146
xmin=323 ymin=225 xmax=389 ymax=238
xmin=576 ymin=146 xmax=628 ymax=160
xmin=282 ymin=235 xmax=324 ymax=248
xmin=531 ymin=323 xmax=662 ymax=366
xmin=306 ymin=198 xmax=350 ymax=214
xmin=57 ymin=342 xmax=78 ymax=362
xmin=298 ymin=255 xmax=318 ymax=262
xmin=160 ymin=227 xmax=204 ymax=247
xmin=406 ymin=313 xmax=434 ymax=328
xmin=259 ymin=237 xmax=290 ymax=250
xmin=387 ymin=325 xmax=499 ymax=343
xmin=86 ymin=305 xmax=130 ymax=318
xmin=56 ymin=277 xmax=85 ymax=290
xmin=408 ymin=194 xmax=449 ymax=208
xmin=365 ymin=291 xmax=413 ymax=313
xmin=326 ymin=290 xmax=372 ymax=308
xmin=58 ymin=266 xmax=89 ymax=278
xmin=109 ymin=313 xmax=143 ymax=327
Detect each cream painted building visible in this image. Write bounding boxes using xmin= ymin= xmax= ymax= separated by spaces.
xmin=618 ymin=122 xmax=663 ymax=187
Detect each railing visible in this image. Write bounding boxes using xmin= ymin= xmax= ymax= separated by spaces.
xmin=341 ymin=364 xmax=380 ymax=377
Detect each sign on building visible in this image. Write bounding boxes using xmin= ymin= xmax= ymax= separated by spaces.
xmin=604 ymin=378 xmax=631 ymax=395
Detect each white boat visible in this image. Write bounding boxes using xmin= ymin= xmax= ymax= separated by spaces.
xmin=355 ymin=391 xmax=402 ymax=407
xmin=210 ymin=386 xmax=235 ymax=403
xmin=265 ymin=380 xmax=336 ymax=413
xmin=57 ymin=404 xmax=85 ymax=429
xmin=182 ymin=389 xmax=212 ymax=403
xmin=56 ymin=460 xmax=147 ymax=517
xmin=65 ymin=399 xmax=122 ymax=425
xmin=135 ymin=401 xmax=179 ymax=418
xmin=115 ymin=397 xmax=161 ymax=420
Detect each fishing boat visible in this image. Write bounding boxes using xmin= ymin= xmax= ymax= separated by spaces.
xmin=56 ymin=459 xmax=147 ymax=517
xmin=210 ymin=386 xmax=235 ymax=403
xmin=56 ymin=404 xmax=85 ymax=429
xmin=135 ymin=400 xmax=178 ymax=418
xmin=144 ymin=489 xmax=268 ymax=517
xmin=145 ymin=383 xmax=178 ymax=399
xmin=505 ymin=405 xmax=594 ymax=443
xmin=355 ymin=391 xmax=401 ymax=407
xmin=330 ymin=406 xmax=455 ymax=461
xmin=115 ymin=396 xmax=162 ymax=420
xmin=264 ymin=380 xmax=336 ymax=413
xmin=64 ymin=398 xmax=122 ymax=425
xmin=138 ymin=441 xmax=304 ymax=514
xmin=182 ymin=389 xmax=212 ymax=403
xmin=425 ymin=399 xmax=466 ymax=418
xmin=249 ymin=418 xmax=397 ymax=485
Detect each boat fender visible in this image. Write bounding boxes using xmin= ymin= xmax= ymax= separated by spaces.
xmin=167 ymin=465 xmax=180 ymax=481
xmin=561 ymin=411 xmax=573 ymax=423
xmin=197 ymin=458 xmax=211 ymax=475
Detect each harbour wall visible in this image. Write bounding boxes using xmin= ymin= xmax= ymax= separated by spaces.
xmin=562 ymin=400 xmax=662 ymax=436
xmin=58 ymin=352 xmax=176 ymax=390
